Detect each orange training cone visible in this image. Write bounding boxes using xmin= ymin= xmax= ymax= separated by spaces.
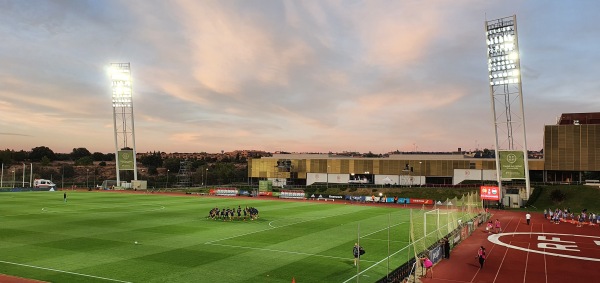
xmin=292 ymin=277 xmax=296 ymax=283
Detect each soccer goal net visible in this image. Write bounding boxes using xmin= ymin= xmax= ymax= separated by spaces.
xmin=410 ymin=191 xmax=483 ymax=255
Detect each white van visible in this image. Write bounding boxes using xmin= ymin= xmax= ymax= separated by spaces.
xmin=34 ymin=179 xmax=56 ymax=189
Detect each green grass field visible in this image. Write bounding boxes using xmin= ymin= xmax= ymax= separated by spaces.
xmin=0 ymin=192 xmax=416 ymax=283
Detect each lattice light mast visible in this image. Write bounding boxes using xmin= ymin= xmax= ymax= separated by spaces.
xmin=110 ymin=63 xmax=138 ymax=185
xmin=485 ymin=15 xmax=531 ymax=198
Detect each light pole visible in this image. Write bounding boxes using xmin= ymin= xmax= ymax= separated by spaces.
xmin=61 ymin=165 xmax=64 ymax=189
xmin=419 ymin=161 xmax=423 ymax=187
xmin=86 ymin=169 xmax=89 ymax=188
xmin=12 ymin=170 xmax=15 ymax=188
xmin=327 ymin=165 xmax=330 ymax=188
xmin=166 ymin=169 xmax=169 ymax=188
xmin=205 ymin=168 xmax=209 ymax=187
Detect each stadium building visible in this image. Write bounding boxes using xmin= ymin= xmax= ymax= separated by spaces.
xmin=248 ymin=112 xmax=600 ymax=205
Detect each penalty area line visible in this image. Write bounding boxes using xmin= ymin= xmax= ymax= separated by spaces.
xmin=0 ymin=260 xmax=132 ymax=283
xmin=205 ymin=242 xmax=378 ymax=263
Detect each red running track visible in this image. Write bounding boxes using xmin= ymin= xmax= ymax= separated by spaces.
xmin=421 ymin=210 xmax=600 ymax=283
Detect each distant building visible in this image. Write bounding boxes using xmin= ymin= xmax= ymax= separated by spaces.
xmin=248 ymin=112 xmax=600 ymax=187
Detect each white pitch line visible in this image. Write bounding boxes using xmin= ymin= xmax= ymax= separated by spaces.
xmin=0 ymin=260 xmax=132 ymax=283
xmin=360 ymin=237 xmax=409 ymax=244
xmin=206 ymin=242 xmax=377 ymax=263
xmin=342 ymin=242 xmax=412 ymax=283
xmin=3 ymin=204 xmax=166 ymax=218
xmin=360 ymin=222 xmax=405 ymax=238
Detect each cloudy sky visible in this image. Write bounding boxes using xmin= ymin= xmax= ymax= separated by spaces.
xmin=1 ymin=0 xmax=599 ymax=154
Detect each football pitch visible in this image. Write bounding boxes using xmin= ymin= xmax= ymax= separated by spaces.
xmin=0 ymin=191 xmax=416 ymax=283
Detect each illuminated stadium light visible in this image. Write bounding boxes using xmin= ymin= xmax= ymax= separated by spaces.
xmin=108 ymin=62 xmax=138 ymax=185
xmin=110 ymin=64 xmax=133 ymax=107
xmin=484 ymin=15 xmax=531 ymax=203
xmin=485 ymin=17 xmax=521 ymax=86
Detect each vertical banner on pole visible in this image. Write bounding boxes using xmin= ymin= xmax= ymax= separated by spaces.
xmin=118 ymin=150 xmax=135 ymax=170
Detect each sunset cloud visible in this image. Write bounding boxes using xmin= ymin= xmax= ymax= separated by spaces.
xmin=1 ymin=0 xmax=599 ymax=154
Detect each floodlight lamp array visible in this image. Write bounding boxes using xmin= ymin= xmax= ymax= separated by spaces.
xmin=486 ymin=23 xmax=520 ymax=86
xmin=110 ymin=65 xmax=133 ymax=107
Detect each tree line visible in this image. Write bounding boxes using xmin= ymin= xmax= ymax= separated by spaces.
xmin=0 ymin=146 xmax=250 ymax=187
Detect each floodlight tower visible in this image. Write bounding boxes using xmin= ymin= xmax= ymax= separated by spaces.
xmin=110 ymin=63 xmax=138 ymax=186
xmin=484 ymin=15 xmax=531 ymax=199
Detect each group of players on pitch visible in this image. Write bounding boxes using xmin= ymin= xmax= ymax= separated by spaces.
xmin=208 ymin=206 xmax=259 ymax=221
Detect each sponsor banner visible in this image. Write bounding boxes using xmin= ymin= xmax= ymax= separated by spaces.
xmin=480 ymin=186 xmax=500 ymax=200
xmin=309 ymin=194 xmax=327 ymax=199
xmin=460 ymin=226 xmax=469 ymax=241
xmin=386 ymin=197 xmax=395 ymax=203
xmin=409 ymin=198 xmax=434 ymax=205
xmin=397 ymin=198 xmax=409 ymax=204
xmin=429 ymin=245 xmax=443 ymax=264
xmin=239 ymin=190 xmax=250 ymax=196
xmin=258 ymin=180 xmax=272 ymax=191
xmin=215 ymin=188 xmax=238 ymax=196
xmin=345 ymin=195 xmax=366 ymax=202
xmin=499 ymin=150 xmax=525 ymax=179
xmin=452 ymin=231 xmax=461 ymax=247
xmin=258 ymin=191 xmax=273 ymax=196
xmin=280 ymin=190 xmax=305 ymax=199
xmin=118 ymin=150 xmax=135 ymax=170
xmin=308 ymin=194 xmax=343 ymax=200
xmin=366 ymin=196 xmax=380 ymax=202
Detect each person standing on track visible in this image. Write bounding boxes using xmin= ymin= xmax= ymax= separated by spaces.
xmin=63 ymin=192 xmax=67 ymax=202
xmin=441 ymin=237 xmax=450 ymax=259
xmin=420 ymin=254 xmax=433 ymax=278
xmin=486 ymin=220 xmax=493 ymax=233
xmin=477 ymin=246 xmax=486 ymax=268
xmin=526 ymin=212 xmax=531 ymax=225
xmin=494 ymin=219 xmax=501 ymax=233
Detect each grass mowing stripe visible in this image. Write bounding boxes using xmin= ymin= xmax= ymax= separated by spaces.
xmin=205 ymin=242 xmax=379 ymax=263
xmin=0 ymin=260 xmax=132 ymax=283
xmin=204 ymin=209 xmax=360 ymax=244
xmin=1 ymin=192 xmax=416 ymax=282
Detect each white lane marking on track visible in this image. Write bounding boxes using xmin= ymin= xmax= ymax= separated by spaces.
xmin=206 ymin=242 xmax=377 ymax=263
xmin=470 ymin=214 xmax=514 ymax=283
xmin=523 ymin=243 xmax=530 ymax=283
xmin=488 ymin=232 xmax=600 ymax=262
xmin=542 ymin=223 xmax=548 ymax=283
xmin=0 ymin=260 xmax=132 ymax=283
